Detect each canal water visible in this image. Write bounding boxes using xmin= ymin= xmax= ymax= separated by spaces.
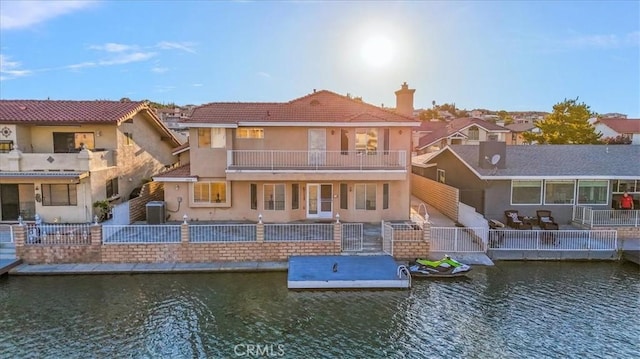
xmin=1 ymin=262 xmax=638 ymax=358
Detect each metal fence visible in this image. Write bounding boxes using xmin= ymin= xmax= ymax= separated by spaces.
xmin=189 ymin=224 xmax=256 ymax=242
xmin=573 ymin=206 xmax=640 ymax=227
xmin=0 ymin=224 xmax=13 ymax=243
xmin=430 ymin=227 xmax=488 ymax=252
xmin=102 ymin=225 xmax=181 ymax=244
xmin=228 ymin=150 xmax=407 ymax=170
xmin=25 ymin=224 xmax=92 ymax=245
xmin=382 ymin=222 xmax=393 ymax=256
xmin=341 ymin=223 xmax=363 ymax=251
xmin=488 ymin=229 xmax=617 ymax=250
xmin=264 ymin=223 xmax=334 ymax=242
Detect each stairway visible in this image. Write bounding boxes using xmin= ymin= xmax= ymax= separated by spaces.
xmin=0 ymin=242 xmax=16 ymax=260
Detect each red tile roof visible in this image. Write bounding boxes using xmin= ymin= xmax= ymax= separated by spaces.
xmin=0 ymin=100 xmax=147 ymax=124
xmin=596 ymin=118 xmax=640 ymax=133
xmin=416 ymin=117 xmax=509 ymax=149
xmin=153 ymin=164 xmax=194 ymax=179
xmin=186 ymin=90 xmax=417 ymax=125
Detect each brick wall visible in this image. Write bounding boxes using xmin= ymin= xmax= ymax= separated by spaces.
xmin=390 ymin=224 xmax=430 ymax=260
xmin=129 ymin=182 xmax=164 ymax=223
xmin=411 ymin=174 xmax=459 ymax=222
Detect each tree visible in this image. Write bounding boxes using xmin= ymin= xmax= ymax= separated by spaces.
xmin=522 ymin=98 xmax=602 ymax=144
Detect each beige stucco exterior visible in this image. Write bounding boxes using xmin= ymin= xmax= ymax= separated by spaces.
xmin=0 ymin=108 xmax=180 ymax=223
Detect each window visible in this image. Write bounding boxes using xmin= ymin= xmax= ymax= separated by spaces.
xmin=340 ymin=183 xmax=348 ymax=209
xmin=193 ymin=181 xmax=227 ymax=203
xmin=250 ymin=184 xmax=257 ymax=210
xmin=237 ymin=128 xmax=264 ymax=139
xmin=53 ymin=132 xmax=95 ymax=153
xmin=577 ymin=180 xmax=608 ymax=205
xmin=511 ymin=180 xmax=542 ymax=205
xmin=106 ymin=178 xmax=119 ymax=198
xmin=468 ymin=126 xmax=479 ymax=141
xmin=383 ymin=128 xmax=389 ymax=154
xmin=42 ymin=184 xmax=77 ymax=206
xmin=437 ymin=169 xmax=446 ymax=184
xmin=198 ymin=128 xmax=211 ymax=148
xmin=355 ymin=128 xmax=378 ymax=153
xmin=487 ymin=134 xmax=499 ymax=141
xmin=197 ymin=128 xmax=225 ymax=148
xmin=383 ymin=183 xmax=389 ymax=209
xmin=264 ymin=184 xmax=285 ymax=210
xmin=355 ymin=183 xmax=376 ymax=210
xmin=211 ymin=128 xmax=226 ymax=148
xmin=0 ymin=140 xmax=13 ymax=153
xmin=292 ymin=183 xmax=299 ymax=210
xmin=613 ymin=180 xmax=638 ymax=193
xmin=341 ymin=129 xmax=349 ymax=154
xmin=544 ymin=180 xmax=575 ymax=204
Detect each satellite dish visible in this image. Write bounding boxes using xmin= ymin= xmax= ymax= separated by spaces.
xmin=490 ymin=154 xmax=501 ymax=165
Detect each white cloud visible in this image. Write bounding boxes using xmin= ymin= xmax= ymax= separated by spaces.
xmin=99 ymin=52 xmax=157 ymax=65
xmin=0 ymin=54 xmax=33 ymax=80
xmin=257 ymin=71 xmax=271 ymax=78
xmin=567 ymin=31 xmax=640 ymax=49
xmin=89 ymin=43 xmax=137 ymax=53
xmin=156 ymin=41 xmax=197 ymax=53
xmin=0 ymin=0 xmax=97 ymax=30
xmin=192 ymin=83 xmax=204 ymax=87
xmin=155 ymin=85 xmax=175 ymax=93
xmin=151 ymin=66 xmax=169 ymax=73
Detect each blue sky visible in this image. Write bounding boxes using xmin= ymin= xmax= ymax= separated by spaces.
xmin=1 ymin=1 xmax=638 ymax=117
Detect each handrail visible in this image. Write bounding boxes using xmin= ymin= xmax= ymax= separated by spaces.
xmin=397 ymin=264 xmax=411 ymax=288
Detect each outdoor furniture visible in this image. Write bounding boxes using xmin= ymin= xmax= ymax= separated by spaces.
xmin=504 ymin=210 xmax=532 ymax=230
xmin=536 ymin=210 xmax=558 ymax=230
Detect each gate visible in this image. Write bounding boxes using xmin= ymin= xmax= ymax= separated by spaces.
xmin=382 ymin=222 xmax=393 ymax=255
xmin=341 ymin=223 xmax=363 ymax=252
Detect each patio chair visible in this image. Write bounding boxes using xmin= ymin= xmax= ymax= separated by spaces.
xmin=536 ymin=210 xmax=558 ymax=230
xmin=504 ymin=210 xmax=532 ymax=230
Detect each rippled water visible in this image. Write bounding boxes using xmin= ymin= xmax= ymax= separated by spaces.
xmin=1 ymin=262 xmax=638 ymax=358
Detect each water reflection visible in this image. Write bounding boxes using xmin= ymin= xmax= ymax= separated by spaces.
xmin=0 ymin=262 xmax=638 ymax=358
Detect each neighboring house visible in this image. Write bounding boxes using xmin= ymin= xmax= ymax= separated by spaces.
xmin=504 ymin=123 xmax=538 ymax=145
xmin=0 ymin=100 xmax=182 ymax=223
xmin=414 ymin=117 xmax=510 ymax=154
xmin=412 ymin=143 xmax=640 ymax=224
xmin=153 ymin=86 xmax=420 ymax=223
xmin=590 ymin=117 xmax=640 ymax=145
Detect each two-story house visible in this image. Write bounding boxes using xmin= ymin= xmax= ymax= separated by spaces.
xmin=590 ymin=117 xmax=640 ymax=145
xmin=414 ymin=117 xmax=510 ymax=154
xmin=153 ymin=86 xmax=420 ymax=223
xmin=0 ymin=100 xmax=181 ymax=223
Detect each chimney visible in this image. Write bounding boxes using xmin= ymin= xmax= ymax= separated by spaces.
xmin=395 ymin=82 xmax=415 ymax=117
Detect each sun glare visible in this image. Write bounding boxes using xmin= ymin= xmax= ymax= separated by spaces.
xmin=361 ymin=36 xmax=394 ymax=68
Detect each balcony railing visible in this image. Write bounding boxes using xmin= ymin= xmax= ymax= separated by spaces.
xmin=0 ymin=149 xmax=114 ymax=172
xmin=227 ymin=150 xmax=407 ymax=170
xmin=573 ymin=205 xmax=640 ymax=227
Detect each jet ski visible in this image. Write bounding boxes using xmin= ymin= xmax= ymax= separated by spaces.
xmin=408 ymin=255 xmax=472 ymax=278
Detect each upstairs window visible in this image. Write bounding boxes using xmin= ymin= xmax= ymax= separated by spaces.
xmin=106 ymin=178 xmax=119 ymax=198
xmin=468 ymin=126 xmax=479 ymax=141
xmin=198 ymin=128 xmax=211 ymax=148
xmin=197 ymin=128 xmax=225 ymax=148
xmin=237 ymin=128 xmax=264 ymax=139
xmin=355 ymin=128 xmax=378 ymax=153
xmin=0 ymin=140 xmax=13 ymax=153
xmin=53 ymin=132 xmax=95 ymax=153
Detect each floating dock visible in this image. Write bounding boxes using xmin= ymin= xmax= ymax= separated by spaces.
xmin=287 ymin=255 xmax=410 ymax=289
xmin=0 ymin=258 xmax=22 ymax=276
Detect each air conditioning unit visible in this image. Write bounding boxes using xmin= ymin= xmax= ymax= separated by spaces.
xmin=146 ymin=201 xmax=165 ymax=224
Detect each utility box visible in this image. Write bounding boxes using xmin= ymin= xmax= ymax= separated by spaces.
xmin=146 ymin=201 xmax=166 ymax=224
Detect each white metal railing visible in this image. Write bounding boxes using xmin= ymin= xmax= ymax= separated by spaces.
xmin=341 ymin=223 xmax=363 ymax=251
xmin=264 ymin=223 xmax=334 ymax=242
xmin=189 ymin=224 xmax=256 ymax=242
xmin=103 ymin=225 xmax=181 ymax=244
xmin=227 ymin=150 xmax=407 ymax=170
xmin=488 ymin=229 xmax=617 ymax=250
xmin=430 ymin=227 xmax=488 ymax=252
xmin=0 ymin=224 xmax=14 ymax=243
xmin=573 ymin=206 xmax=639 ymax=227
xmin=25 ymin=223 xmax=92 ymax=245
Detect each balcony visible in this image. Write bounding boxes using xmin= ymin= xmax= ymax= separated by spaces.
xmin=0 ymin=149 xmax=115 ymax=172
xmin=226 ymin=150 xmax=408 ymax=181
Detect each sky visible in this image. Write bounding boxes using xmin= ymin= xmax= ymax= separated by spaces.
xmin=0 ymin=0 xmax=639 ymax=117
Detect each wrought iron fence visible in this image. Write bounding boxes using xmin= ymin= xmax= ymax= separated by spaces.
xmin=264 ymin=223 xmax=334 ymax=242
xmin=189 ymin=224 xmax=256 ymax=242
xmin=341 ymin=223 xmax=363 ymax=251
xmin=25 ymin=224 xmax=92 ymax=245
xmin=102 ymin=225 xmax=181 ymax=244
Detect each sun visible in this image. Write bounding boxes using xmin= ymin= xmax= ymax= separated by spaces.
xmin=361 ymin=36 xmax=394 ymax=68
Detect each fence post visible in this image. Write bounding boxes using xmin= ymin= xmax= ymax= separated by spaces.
xmin=256 ymin=222 xmax=264 ymax=243
xmin=181 ymin=223 xmax=189 ymax=243
xmin=423 ymin=222 xmax=431 ymax=252
xmin=90 ymin=223 xmax=102 ymax=246
xmin=13 ymin=224 xmax=25 ymax=248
